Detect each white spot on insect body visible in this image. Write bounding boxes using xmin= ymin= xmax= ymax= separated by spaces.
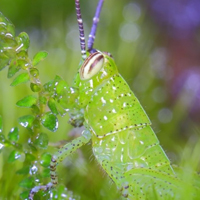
xmin=89 ymin=79 xmax=93 ymax=88
xmin=123 ymin=102 xmax=127 ymax=107
xmin=112 ymin=86 xmax=117 ymax=90
xmin=104 ymin=116 xmax=108 ymax=120
xmin=121 ymin=148 xmax=124 ymax=162
xmin=112 ymin=109 xmax=117 ymax=113
xmin=110 ymin=99 xmax=114 ymax=103
xmin=101 ymin=97 xmax=106 ymax=104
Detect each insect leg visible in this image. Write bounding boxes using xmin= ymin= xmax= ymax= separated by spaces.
xmin=29 ymin=129 xmax=92 ymax=200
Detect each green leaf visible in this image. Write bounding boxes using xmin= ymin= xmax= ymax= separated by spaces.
xmin=0 ymin=115 xmax=2 ymax=133
xmin=19 ymin=191 xmax=29 ymax=200
xmin=30 ymin=82 xmax=41 ymax=92
xmin=39 ymin=96 xmax=47 ymax=105
xmin=19 ymin=177 xmax=34 ymax=189
xmin=25 ymin=153 xmax=36 ymax=162
xmin=16 ymin=95 xmax=37 ymax=108
xmin=34 ymin=133 xmax=49 ymax=149
xmin=40 ymin=152 xmax=51 ymax=167
xmin=29 ymin=68 xmax=39 ymax=77
xmin=32 ymin=51 xmax=48 ymax=66
xmin=8 ymin=150 xmax=21 ymax=162
xmin=48 ymin=98 xmax=58 ymax=114
xmin=10 ymin=72 xmax=30 ymax=86
xmin=41 ymin=168 xmax=50 ymax=178
xmin=0 ymin=53 xmax=10 ymax=71
xmin=7 ymin=59 xmax=20 ymax=78
xmin=41 ymin=112 xmax=58 ymax=132
xmin=8 ymin=127 xmax=19 ymax=142
xmin=16 ymin=166 xmax=30 ymax=175
xmin=15 ymin=32 xmax=30 ymax=52
xmin=43 ymin=80 xmax=54 ymax=92
xmin=18 ymin=115 xmax=35 ymax=130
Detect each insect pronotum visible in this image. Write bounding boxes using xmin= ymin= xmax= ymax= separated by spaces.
xmin=29 ymin=0 xmax=200 ymax=199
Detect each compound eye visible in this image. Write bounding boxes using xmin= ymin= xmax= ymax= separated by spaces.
xmin=79 ymin=52 xmax=104 ymax=80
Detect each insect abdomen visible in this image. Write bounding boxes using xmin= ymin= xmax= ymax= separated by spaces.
xmin=84 ymin=73 xmax=151 ymax=138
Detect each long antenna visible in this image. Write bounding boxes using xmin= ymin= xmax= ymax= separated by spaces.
xmin=75 ymin=0 xmax=86 ymax=59
xmin=88 ymin=0 xmax=104 ymax=52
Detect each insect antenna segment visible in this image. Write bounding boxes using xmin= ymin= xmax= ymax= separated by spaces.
xmin=88 ymin=0 xmax=104 ymax=53
xmin=75 ymin=0 xmax=87 ymax=59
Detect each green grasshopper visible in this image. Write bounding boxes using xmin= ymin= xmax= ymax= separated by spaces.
xmin=29 ymin=0 xmax=200 ymax=199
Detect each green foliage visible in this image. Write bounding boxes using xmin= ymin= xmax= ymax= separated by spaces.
xmin=0 ymin=11 xmax=78 ymax=199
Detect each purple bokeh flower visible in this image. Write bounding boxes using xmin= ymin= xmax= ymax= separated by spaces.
xmin=147 ymin=0 xmax=200 ymax=38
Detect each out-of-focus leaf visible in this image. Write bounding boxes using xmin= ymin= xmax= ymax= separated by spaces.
xmin=0 ymin=53 xmax=10 ymax=71
xmin=7 ymin=59 xmax=20 ymax=78
xmin=19 ymin=177 xmax=34 ymax=189
xmin=30 ymin=82 xmax=41 ymax=92
xmin=41 ymin=112 xmax=58 ymax=132
xmin=25 ymin=153 xmax=36 ymax=162
xmin=34 ymin=133 xmax=49 ymax=149
xmin=18 ymin=115 xmax=35 ymax=130
xmin=32 ymin=51 xmax=48 ymax=66
xmin=16 ymin=166 xmax=30 ymax=175
xmin=40 ymin=152 xmax=51 ymax=167
xmin=8 ymin=127 xmax=19 ymax=142
xmin=48 ymin=98 xmax=58 ymax=114
xmin=29 ymin=68 xmax=39 ymax=77
xmin=8 ymin=150 xmax=21 ymax=162
xmin=19 ymin=190 xmax=29 ymax=200
xmin=15 ymin=32 xmax=30 ymax=52
xmin=10 ymin=72 xmax=29 ymax=86
xmin=16 ymin=95 xmax=37 ymax=108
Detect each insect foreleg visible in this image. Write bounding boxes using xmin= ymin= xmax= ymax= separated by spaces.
xmin=29 ymin=129 xmax=92 ymax=200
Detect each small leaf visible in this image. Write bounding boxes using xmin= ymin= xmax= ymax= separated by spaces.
xmin=15 ymin=32 xmax=30 ymax=52
xmin=39 ymin=96 xmax=47 ymax=105
xmin=25 ymin=153 xmax=36 ymax=162
xmin=10 ymin=72 xmax=30 ymax=86
xmin=18 ymin=115 xmax=35 ymax=130
xmin=19 ymin=177 xmax=34 ymax=189
xmin=7 ymin=59 xmax=20 ymax=78
xmin=32 ymin=51 xmax=48 ymax=66
xmin=41 ymin=168 xmax=50 ymax=178
xmin=43 ymin=80 xmax=54 ymax=92
xmin=40 ymin=152 xmax=51 ymax=167
xmin=34 ymin=133 xmax=49 ymax=149
xmin=0 ymin=53 xmax=10 ymax=71
xmin=30 ymin=82 xmax=41 ymax=92
xmin=41 ymin=112 xmax=58 ymax=132
xmin=48 ymin=98 xmax=58 ymax=114
xmin=8 ymin=150 xmax=21 ymax=162
xmin=19 ymin=191 xmax=29 ymax=199
xmin=8 ymin=127 xmax=19 ymax=142
xmin=16 ymin=166 xmax=30 ymax=175
xmin=0 ymin=115 xmax=2 ymax=133
xmin=29 ymin=68 xmax=39 ymax=77
xmin=16 ymin=95 xmax=37 ymax=108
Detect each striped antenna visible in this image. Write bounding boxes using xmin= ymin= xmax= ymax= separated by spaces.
xmin=75 ymin=0 xmax=86 ymax=59
xmin=88 ymin=0 xmax=104 ymax=52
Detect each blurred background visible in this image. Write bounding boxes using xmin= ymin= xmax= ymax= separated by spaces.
xmin=0 ymin=0 xmax=200 ymax=199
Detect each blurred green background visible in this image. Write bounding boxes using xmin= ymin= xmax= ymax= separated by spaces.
xmin=0 ymin=0 xmax=200 ymax=199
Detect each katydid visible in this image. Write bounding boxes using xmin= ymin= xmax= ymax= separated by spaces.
xmin=29 ymin=0 xmax=200 ymax=199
